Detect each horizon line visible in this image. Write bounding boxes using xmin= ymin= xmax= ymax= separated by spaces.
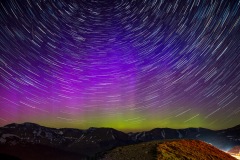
xmin=1 ymin=122 xmax=239 ymax=133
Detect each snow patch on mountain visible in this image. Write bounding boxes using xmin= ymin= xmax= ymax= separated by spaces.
xmin=177 ymin=130 xmax=183 ymax=138
xmin=0 ymin=134 xmax=20 ymax=145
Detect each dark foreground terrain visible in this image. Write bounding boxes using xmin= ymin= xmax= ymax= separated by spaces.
xmin=0 ymin=123 xmax=240 ymax=159
xmin=0 ymin=144 xmax=86 ymax=160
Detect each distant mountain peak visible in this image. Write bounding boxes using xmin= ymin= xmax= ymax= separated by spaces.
xmin=21 ymin=122 xmax=41 ymax=126
xmin=232 ymin=124 xmax=240 ymax=129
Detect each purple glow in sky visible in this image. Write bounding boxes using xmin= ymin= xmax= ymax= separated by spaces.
xmin=0 ymin=0 xmax=240 ymax=131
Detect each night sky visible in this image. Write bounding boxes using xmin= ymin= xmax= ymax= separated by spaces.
xmin=0 ymin=0 xmax=240 ymax=131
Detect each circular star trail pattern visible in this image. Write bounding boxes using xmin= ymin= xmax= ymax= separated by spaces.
xmin=0 ymin=0 xmax=240 ymax=131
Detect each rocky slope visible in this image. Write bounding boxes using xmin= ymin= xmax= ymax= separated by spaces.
xmin=101 ymin=140 xmax=236 ymax=160
xmin=156 ymin=140 xmax=235 ymax=160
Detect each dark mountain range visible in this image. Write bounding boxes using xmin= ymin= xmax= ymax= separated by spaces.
xmin=0 ymin=123 xmax=132 ymax=159
xmin=129 ymin=126 xmax=240 ymax=151
xmin=0 ymin=123 xmax=240 ymax=159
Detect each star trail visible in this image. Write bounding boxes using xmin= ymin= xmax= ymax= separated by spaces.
xmin=0 ymin=0 xmax=240 ymax=131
